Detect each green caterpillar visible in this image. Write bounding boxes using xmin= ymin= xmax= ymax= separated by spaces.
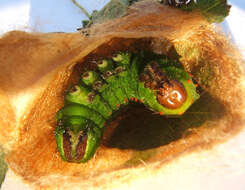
xmin=55 ymin=52 xmax=200 ymax=163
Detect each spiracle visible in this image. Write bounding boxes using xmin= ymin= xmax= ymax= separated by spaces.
xmin=55 ymin=52 xmax=200 ymax=163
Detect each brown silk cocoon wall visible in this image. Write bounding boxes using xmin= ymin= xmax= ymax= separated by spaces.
xmin=0 ymin=1 xmax=245 ymax=189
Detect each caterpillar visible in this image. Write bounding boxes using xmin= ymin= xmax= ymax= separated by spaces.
xmin=55 ymin=52 xmax=200 ymax=163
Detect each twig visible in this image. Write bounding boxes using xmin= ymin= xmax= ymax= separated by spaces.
xmin=71 ymin=0 xmax=91 ymax=19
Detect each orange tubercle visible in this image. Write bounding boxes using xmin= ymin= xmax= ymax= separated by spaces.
xmin=130 ymin=97 xmax=134 ymax=101
xmin=124 ymin=98 xmax=128 ymax=103
xmin=140 ymin=99 xmax=143 ymax=103
xmin=116 ymin=104 xmax=120 ymax=108
xmin=187 ymin=79 xmax=192 ymax=84
xmin=160 ymin=112 xmax=163 ymax=115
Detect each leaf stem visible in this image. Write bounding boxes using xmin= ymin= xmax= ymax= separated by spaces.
xmin=71 ymin=0 xmax=91 ymax=19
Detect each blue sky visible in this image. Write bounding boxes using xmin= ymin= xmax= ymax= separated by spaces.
xmin=28 ymin=0 xmax=110 ymax=32
xmin=0 ymin=0 xmax=110 ymax=33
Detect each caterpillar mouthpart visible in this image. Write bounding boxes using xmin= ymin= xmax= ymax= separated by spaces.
xmin=59 ymin=128 xmax=87 ymax=162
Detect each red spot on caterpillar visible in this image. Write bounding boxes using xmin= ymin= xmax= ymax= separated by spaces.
xmin=116 ymin=104 xmax=120 ymax=107
xmin=135 ymin=98 xmax=138 ymax=102
xmin=160 ymin=112 xmax=163 ymax=115
xmin=140 ymin=99 xmax=143 ymax=103
xmin=130 ymin=97 xmax=134 ymax=101
xmin=195 ymin=84 xmax=198 ymax=88
xmin=187 ymin=79 xmax=192 ymax=84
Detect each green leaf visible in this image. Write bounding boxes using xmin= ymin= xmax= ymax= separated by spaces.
xmin=90 ymin=0 xmax=139 ymax=24
xmin=179 ymin=0 xmax=231 ymax=23
xmin=0 ymin=146 xmax=7 ymax=188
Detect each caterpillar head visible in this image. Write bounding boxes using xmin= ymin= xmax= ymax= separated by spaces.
xmin=157 ymin=80 xmax=187 ymax=109
xmin=140 ymin=62 xmax=199 ymax=114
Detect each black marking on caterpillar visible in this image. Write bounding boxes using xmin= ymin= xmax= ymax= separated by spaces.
xmin=161 ymin=0 xmax=197 ymax=6
xmin=55 ymin=52 xmax=200 ymax=163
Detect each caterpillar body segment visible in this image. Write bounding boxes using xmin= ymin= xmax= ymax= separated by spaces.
xmin=81 ymin=72 xmax=119 ymax=112
xmin=99 ymin=84 xmax=121 ymax=111
xmin=112 ymin=52 xmax=131 ymax=65
xmin=128 ymin=55 xmax=141 ymax=100
xmin=106 ymin=74 xmax=128 ymax=105
xmin=56 ymin=52 xmax=199 ymax=163
xmin=95 ymin=59 xmax=124 ymax=111
xmin=57 ymin=104 xmax=105 ymax=128
xmin=97 ymin=59 xmax=114 ymax=72
xmin=65 ymin=85 xmax=112 ymax=119
xmin=137 ymin=82 xmax=161 ymax=111
xmin=113 ymin=53 xmax=137 ymax=99
xmin=97 ymin=61 xmax=119 ymax=109
xmin=82 ymin=71 xmax=100 ymax=86
xmin=116 ymin=70 xmax=131 ymax=99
